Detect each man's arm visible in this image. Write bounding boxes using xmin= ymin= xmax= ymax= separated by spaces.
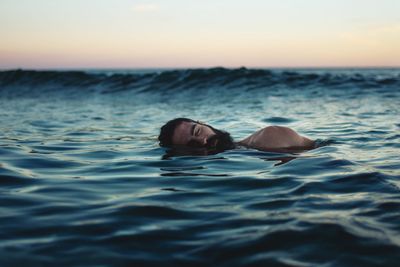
xmin=237 ymin=126 xmax=315 ymax=152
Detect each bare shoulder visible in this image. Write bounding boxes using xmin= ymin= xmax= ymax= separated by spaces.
xmin=238 ymin=125 xmax=314 ymax=151
xmin=260 ymin=125 xmax=299 ymax=135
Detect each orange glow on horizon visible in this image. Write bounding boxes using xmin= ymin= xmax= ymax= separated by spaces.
xmin=0 ymin=0 xmax=399 ymax=69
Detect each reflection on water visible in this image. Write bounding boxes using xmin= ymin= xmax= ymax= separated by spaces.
xmin=263 ymin=155 xmax=299 ymax=166
xmin=0 ymin=68 xmax=400 ymax=266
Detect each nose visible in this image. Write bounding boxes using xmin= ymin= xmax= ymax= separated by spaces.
xmin=202 ymin=137 xmax=208 ymax=146
xmin=194 ymin=136 xmax=207 ymax=146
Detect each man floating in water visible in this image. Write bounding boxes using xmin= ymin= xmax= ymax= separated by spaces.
xmin=158 ymin=118 xmax=315 ymax=153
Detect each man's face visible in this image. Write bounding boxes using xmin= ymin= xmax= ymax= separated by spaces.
xmin=172 ymin=121 xmax=218 ymax=148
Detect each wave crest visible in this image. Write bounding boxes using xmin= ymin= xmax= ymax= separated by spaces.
xmin=1 ymin=68 xmax=399 ymax=96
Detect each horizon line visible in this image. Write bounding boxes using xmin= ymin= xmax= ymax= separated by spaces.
xmin=1 ymin=65 xmax=400 ymax=71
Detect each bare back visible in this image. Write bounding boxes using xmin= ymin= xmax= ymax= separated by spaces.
xmin=237 ymin=126 xmax=315 ymax=152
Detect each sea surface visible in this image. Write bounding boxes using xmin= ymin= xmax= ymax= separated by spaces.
xmin=0 ymin=67 xmax=399 ymax=266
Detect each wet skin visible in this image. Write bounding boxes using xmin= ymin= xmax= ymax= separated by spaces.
xmin=172 ymin=121 xmax=217 ymax=148
xmin=237 ymin=126 xmax=315 ymax=152
xmin=171 ymin=121 xmax=315 ymax=152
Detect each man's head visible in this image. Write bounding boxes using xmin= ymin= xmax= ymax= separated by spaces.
xmin=158 ymin=118 xmax=235 ymax=152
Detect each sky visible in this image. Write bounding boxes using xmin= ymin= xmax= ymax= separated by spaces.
xmin=0 ymin=0 xmax=399 ymax=69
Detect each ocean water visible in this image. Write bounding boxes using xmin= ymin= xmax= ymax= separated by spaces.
xmin=0 ymin=67 xmax=399 ymax=266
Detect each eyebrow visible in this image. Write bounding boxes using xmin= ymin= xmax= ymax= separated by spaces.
xmin=191 ymin=123 xmax=196 ymax=136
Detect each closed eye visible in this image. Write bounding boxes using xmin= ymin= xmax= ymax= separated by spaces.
xmin=193 ymin=125 xmax=200 ymax=137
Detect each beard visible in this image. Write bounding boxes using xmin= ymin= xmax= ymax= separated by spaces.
xmin=206 ymin=126 xmax=235 ymax=151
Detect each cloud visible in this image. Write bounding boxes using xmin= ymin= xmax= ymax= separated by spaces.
xmin=132 ymin=3 xmax=159 ymax=12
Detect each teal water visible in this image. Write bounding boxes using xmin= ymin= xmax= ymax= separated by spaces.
xmin=0 ymin=68 xmax=400 ymax=266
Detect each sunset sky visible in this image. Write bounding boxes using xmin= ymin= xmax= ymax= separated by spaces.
xmin=0 ymin=0 xmax=399 ymax=69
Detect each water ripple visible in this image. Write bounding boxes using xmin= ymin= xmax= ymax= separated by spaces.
xmin=1 ymin=68 xmax=400 ymax=266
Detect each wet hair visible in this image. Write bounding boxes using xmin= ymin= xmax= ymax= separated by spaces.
xmin=158 ymin=118 xmax=196 ymax=147
xmin=158 ymin=118 xmax=235 ymax=151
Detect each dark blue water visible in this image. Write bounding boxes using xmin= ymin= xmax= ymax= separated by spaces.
xmin=1 ymin=68 xmax=400 ymax=266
